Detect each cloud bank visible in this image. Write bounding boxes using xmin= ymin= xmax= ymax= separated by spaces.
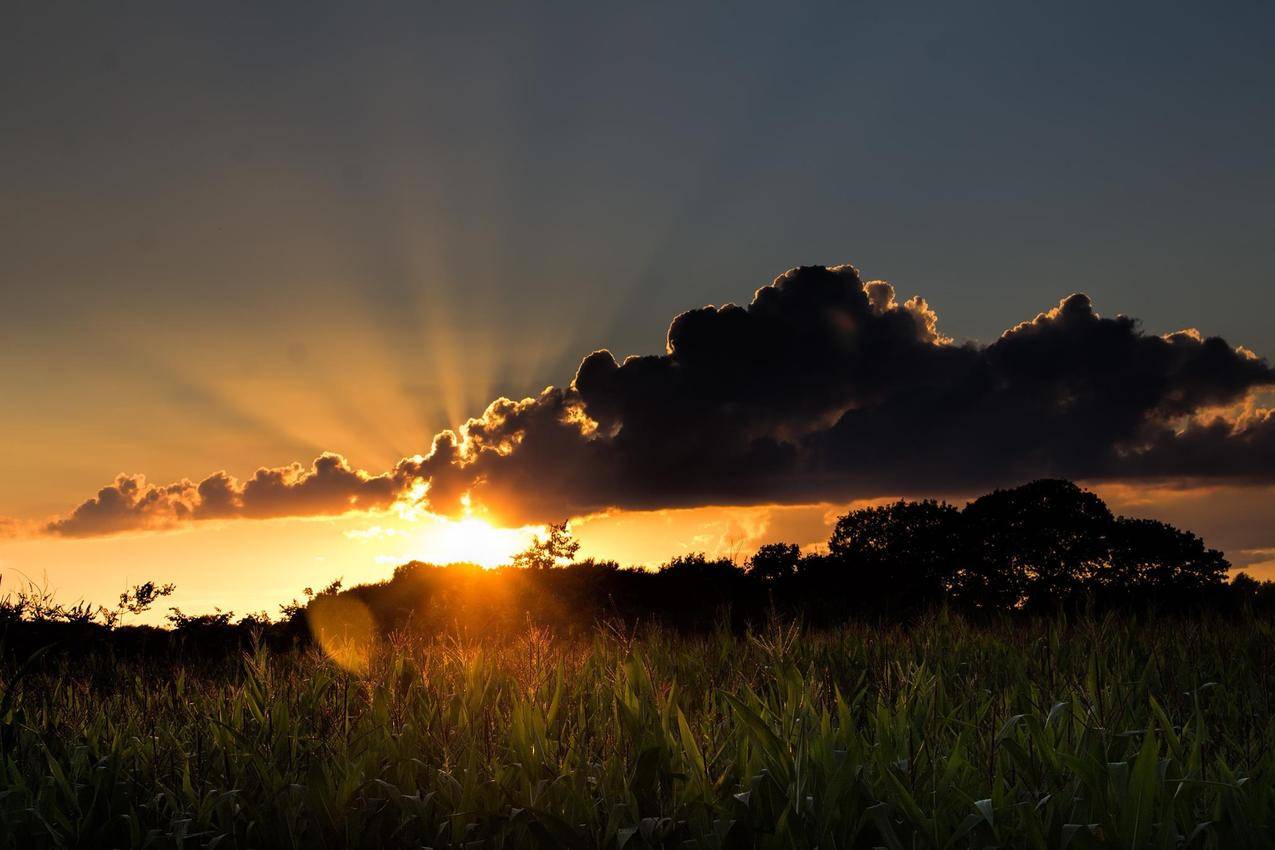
xmin=46 ymin=453 xmax=397 ymax=537
xmin=40 ymin=264 xmax=1275 ymax=536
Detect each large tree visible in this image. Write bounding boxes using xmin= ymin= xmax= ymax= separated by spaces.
xmin=829 ymin=499 xmax=962 ymax=608
xmin=958 ymin=480 xmax=1113 ymax=609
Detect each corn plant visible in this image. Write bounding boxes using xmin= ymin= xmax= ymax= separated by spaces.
xmin=1 ymin=613 xmax=1273 ymax=848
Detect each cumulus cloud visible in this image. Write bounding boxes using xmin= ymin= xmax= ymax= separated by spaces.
xmin=398 ymin=265 xmax=1274 ymax=522
xmin=46 ymin=453 xmax=398 ymax=537
xmin=36 ymin=263 xmax=1275 ymax=536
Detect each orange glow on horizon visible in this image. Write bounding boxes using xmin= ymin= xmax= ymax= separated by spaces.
xmin=4 ymin=488 xmax=1275 ymax=627
xmin=380 ymin=488 xmax=542 ymax=568
xmin=409 ymin=515 xmax=536 ymax=568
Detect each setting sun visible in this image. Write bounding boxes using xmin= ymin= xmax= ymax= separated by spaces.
xmin=412 ymin=516 xmax=537 ymax=568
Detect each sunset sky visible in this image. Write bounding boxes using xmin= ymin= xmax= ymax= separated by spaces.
xmin=4 ymin=2 xmax=1275 ymax=618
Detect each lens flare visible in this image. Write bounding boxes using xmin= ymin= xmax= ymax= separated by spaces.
xmin=307 ymin=595 xmax=375 ymax=673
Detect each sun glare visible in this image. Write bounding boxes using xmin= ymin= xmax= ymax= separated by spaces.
xmin=415 ymin=516 xmax=535 ymax=568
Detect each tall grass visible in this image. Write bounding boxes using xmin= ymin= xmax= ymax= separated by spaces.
xmin=2 ymin=613 xmax=1273 ymax=848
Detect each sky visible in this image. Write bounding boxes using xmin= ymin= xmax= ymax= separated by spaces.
xmin=3 ymin=1 xmax=1275 ymax=617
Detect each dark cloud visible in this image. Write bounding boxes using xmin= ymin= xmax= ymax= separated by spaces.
xmin=46 ymin=453 xmax=397 ymax=537
xmin=1120 ymin=409 xmax=1275 ymax=482
xmin=401 ymin=264 xmax=1274 ymax=522
xmin=39 ymin=264 xmax=1275 ymax=535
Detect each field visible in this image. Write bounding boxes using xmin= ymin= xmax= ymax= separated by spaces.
xmin=3 ymin=614 xmax=1274 ymax=849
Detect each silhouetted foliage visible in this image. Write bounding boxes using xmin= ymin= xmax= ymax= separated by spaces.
xmin=120 ymin=580 xmax=177 ymax=616
xmin=98 ymin=579 xmax=177 ymax=627
xmin=958 ymin=480 xmax=1115 ymax=609
xmin=829 ymin=500 xmax=962 ymax=610
xmin=511 ymin=520 xmax=580 ymax=570
xmin=658 ymin=552 xmax=736 ymax=576
xmin=167 ymin=608 xmax=235 ymax=631
xmin=308 ymin=480 xmax=1251 ymax=635
xmin=4 ymin=479 xmax=1273 ymax=658
xmin=1230 ymin=571 xmax=1275 ymax=610
xmin=747 ymin=542 xmax=801 ymax=582
xmin=1105 ymin=517 xmax=1230 ymax=598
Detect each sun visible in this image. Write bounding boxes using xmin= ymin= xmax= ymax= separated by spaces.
xmin=415 ymin=515 xmax=536 ymax=568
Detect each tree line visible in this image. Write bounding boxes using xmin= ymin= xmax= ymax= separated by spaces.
xmin=3 ymin=479 xmax=1275 ymax=656
xmin=327 ymin=479 xmax=1266 ymax=636
xmin=762 ymin=478 xmax=1229 ymax=612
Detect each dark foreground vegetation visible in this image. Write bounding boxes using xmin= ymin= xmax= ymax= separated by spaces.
xmin=3 ymin=616 xmax=1275 ymax=848
xmin=5 ymin=480 xmax=1275 ymax=847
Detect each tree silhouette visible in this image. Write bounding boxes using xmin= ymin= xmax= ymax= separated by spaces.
xmin=747 ymin=542 xmax=801 ymax=582
xmin=1105 ymin=517 xmax=1229 ymax=596
xmin=96 ymin=580 xmax=177 ymax=627
xmin=958 ymin=480 xmax=1113 ymax=609
xmin=829 ymin=500 xmax=962 ymax=608
xmin=512 ymin=520 xmax=580 ymax=570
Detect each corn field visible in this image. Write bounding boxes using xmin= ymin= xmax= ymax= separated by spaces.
xmin=2 ymin=614 xmax=1274 ymax=848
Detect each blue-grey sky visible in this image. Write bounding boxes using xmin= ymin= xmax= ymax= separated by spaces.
xmin=3 ymin=0 xmax=1274 ymax=517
